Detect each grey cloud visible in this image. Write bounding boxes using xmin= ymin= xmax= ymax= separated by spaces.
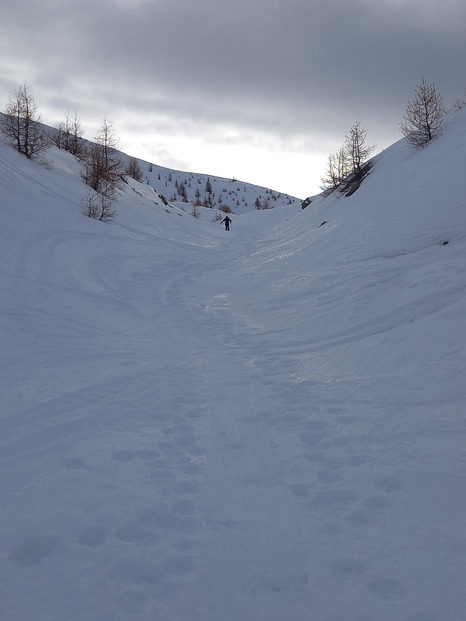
xmin=1 ymin=0 xmax=465 ymax=193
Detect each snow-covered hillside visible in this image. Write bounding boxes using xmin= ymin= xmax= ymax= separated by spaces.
xmin=0 ymin=108 xmax=465 ymax=621
xmin=139 ymin=159 xmax=301 ymax=213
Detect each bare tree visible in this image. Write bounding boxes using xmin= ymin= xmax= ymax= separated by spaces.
xmin=321 ymin=147 xmax=350 ymax=192
xmin=125 ymin=156 xmax=143 ymax=181
xmin=69 ymin=112 xmax=85 ymax=156
xmin=80 ymin=118 xmax=122 ymax=221
xmin=344 ymin=120 xmax=374 ymax=179
xmin=80 ymin=117 xmax=123 ymax=190
xmin=54 ymin=111 xmax=84 ymax=156
xmin=400 ymin=76 xmax=447 ymax=148
xmin=97 ymin=118 xmax=123 ymax=178
xmin=321 ymin=121 xmax=374 ymax=194
xmin=81 ymin=189 xmax=100 ymax=219
xmin=81 ymin=182 xmax=117 ymax=222
xmin=1 ymin=83 xmax=49 ymax=158
xmin=452 ymin=87 xmax=466 ymax=111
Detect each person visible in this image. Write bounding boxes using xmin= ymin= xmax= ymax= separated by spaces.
xmin=221 ymin=215 xmax=232 ymax=231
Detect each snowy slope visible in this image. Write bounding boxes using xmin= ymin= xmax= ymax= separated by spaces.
xmin=139 ymin=160 xmax=301 ymax=214
xmin=0 ymin=108 xmax=465 ymax=621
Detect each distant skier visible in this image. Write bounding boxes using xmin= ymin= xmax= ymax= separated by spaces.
xmin=221 ymin=215 xmax=232 ymax=231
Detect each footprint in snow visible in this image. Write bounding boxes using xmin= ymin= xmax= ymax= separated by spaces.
xmin=373 ymin=473 xmax=404 ymax=493
xmin=78 ymin=525 xmax=108 ymax=547
xmin=10 ymin=535 xmax=61 ymax=566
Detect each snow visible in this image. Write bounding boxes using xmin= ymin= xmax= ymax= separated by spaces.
xmin=1 ymin=108 xmax=465 ymax=621
xmin=138 ymin=161 xmax=301 ymax=213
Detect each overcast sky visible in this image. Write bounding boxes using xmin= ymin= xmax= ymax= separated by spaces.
xmin=1 ymin=0 xmax=465 ymax=198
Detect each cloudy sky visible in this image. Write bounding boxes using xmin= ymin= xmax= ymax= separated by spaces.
xmin=1 ymin=0 xmax=465 ymax=198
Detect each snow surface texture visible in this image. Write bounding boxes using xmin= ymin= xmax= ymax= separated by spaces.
xmin=1 ymin=109 xmax=465 ymax=621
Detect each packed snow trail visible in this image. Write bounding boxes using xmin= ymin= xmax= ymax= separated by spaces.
xmin=1 ymin=209 xmax=311 ymax=620
xmin=152 ymin=222 xmax=313 ymax=620
xmin=178 ymin=237 xmax=315 ymax=621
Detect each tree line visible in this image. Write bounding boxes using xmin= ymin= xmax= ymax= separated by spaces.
xmin=1 ymin=78 xmax=464 ymax=220
xmin=321 ymin=76 xmax=455 ymax=196
xmin=0 ymin=83 xmax=143 ymax=222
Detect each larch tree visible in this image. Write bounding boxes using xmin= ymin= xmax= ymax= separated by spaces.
xmin=80 ymin=118 xmax=123 ymax=221
xmin=344 ymin=120 xmax=374 ymax=179
xmin=321 ymin=147 xmax=350 ymax=192
xmin=125 ymin=156 xmax=143 ymax=182
xmin=321 ymin=121 xmax=374 ymax=194
xmin=54 ymin=111 xmax=84 ymax=156
xmin=400 ymin=76 xmax=447 ymax=149
xmin=1 ymin=83 xmax=49 ymax=158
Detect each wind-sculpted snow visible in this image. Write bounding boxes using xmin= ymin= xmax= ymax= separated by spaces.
xmin=1 ymin=109 xmax=466 ymax=620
